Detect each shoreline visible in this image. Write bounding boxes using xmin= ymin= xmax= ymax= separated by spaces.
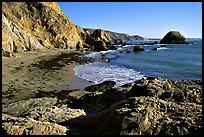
xmin=2 ymin=49 xmax=202 ymax=135
xmin=2 ymin=49 xmax=94 ymax=106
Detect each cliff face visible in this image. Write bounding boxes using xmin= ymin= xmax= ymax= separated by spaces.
xmin=2 ymin=2 xmax=85 ymax=57
xmin=84 ymin=28 xmax=147 ymax=42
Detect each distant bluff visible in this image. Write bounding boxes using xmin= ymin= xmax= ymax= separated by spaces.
xmin=2 ymin=2 xmax=115 ymax=57
xmin=160 ymin=31 xmax=188 ymax=44
xmin=84 ymin=28 xmax=147 ymax=42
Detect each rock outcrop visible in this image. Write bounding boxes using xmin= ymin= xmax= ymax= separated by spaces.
xmin=83 ymin=29 xmax=116 ymax=51
xmin=160 ymin=31 xmax=188 ymax=44
xmin=2 ymin=77 xmax=202 ymax=135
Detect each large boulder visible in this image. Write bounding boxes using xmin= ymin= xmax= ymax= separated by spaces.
xmin=160 ymin=31 xmax=188 ymax=44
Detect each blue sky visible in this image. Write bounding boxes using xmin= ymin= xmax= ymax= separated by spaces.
xmin=58 ymin=2 xmax=202 ymax=38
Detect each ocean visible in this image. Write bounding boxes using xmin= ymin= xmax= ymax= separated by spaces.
xmin=75 ymin=39 xmax=202 ymax=86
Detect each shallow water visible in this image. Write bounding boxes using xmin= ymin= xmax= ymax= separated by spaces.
xmin=75 ymin=39 xmax=202 ymax=86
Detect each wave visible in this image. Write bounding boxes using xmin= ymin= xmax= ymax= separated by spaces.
xmin=75 ymin=62 xmax=145 ymax=86
xmin=156 ymin=47 xmax=168 ymax=50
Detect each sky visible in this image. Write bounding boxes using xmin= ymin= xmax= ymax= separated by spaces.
xmin=58 ymin=2 xmax=202 ymax=38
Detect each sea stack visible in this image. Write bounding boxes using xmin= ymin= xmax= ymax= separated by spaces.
xmin=160 ymin=31 xmax=188 ymax=44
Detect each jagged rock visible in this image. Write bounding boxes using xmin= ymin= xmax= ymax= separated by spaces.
xmin=67 ymin=77 xmax=202 ymax=135
xmin=129 ymin=77 xmax=202 ymax=104
xmin=2 ymin=113 xmax=68 ymax=135
xmin=133 ymin=45 xmax=145 ymax=52
xmin=160 ymin=31 xmax=189 ymax=44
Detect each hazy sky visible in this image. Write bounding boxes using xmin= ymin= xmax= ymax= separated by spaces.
xmin=58 ymin=2 xmax=202 ymax=38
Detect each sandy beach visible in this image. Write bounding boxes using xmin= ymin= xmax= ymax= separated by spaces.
xmin=2 ymin=49 xmax=94 ymax=106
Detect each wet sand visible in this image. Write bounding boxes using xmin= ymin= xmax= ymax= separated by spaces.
xmin=2 ymin=49 xmax=94 ymax=106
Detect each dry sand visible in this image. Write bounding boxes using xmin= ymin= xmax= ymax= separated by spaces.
xmin=2 ymin=49 xmax=94 ymax=106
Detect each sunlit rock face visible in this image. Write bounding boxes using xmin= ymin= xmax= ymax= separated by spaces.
xmin=2 ymin=2 xmax=85 ymax=57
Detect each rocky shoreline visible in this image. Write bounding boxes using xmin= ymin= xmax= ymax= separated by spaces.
xmin=2 ymin=50 xmax=202 ymax=135
xmin=2 ymin=2 xmax=202 ymax=135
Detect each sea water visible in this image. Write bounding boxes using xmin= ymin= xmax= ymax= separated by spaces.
xmin=75 ymin=39 xmax=202 ymax=86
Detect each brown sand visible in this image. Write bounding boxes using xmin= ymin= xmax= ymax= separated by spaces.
xmin=2 ymin=49 xmax=94 ymax=106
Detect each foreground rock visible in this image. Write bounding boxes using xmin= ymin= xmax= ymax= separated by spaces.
xmin=2 ymin=77 xmax=202 ymax=135
xmin=160 ymin=31 xmax=189 ymax=44
xmin=2 ymin=97 xmax=86 ymax=123
xmin=2 ymin=114 xmax=68 ymax=135
xmin=68 ymin=77 xmax=202 ymax=135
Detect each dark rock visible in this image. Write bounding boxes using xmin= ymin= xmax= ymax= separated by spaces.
xmin=122 ymin=42 xmax=128 ymax=46
xmin=154 ymin=41 xmax=159 ymax=44
xmin=160 ymin=31 xmax=189 ymax=44
xmin=84 ymin=81 xmax=116 ymax=92
xmin=126 ymin=50 xmax=131 ymax=53
xmin=160 ymin=45 xmax=166 ymax=47
xmin=76 ymin=42 xmax=82 ymax=51
xmin=93 ymin=40 xmax=107 ymax=51
xmin=133 ymin=45 xmax=145 ymax=52
xmin=152 ymin=47 xmax=159 ymax=51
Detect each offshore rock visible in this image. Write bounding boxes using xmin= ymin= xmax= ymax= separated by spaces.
xmin=133 ymin=45 xmax=145 ymax=52
xmin=160 ymin=31 xmax=188 ymax=44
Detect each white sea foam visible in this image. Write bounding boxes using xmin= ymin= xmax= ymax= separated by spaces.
xmin=75 ymin=62 xmax=145 ymax=86
xmin=85 ymin=50 xmax=116 ymax=58
xmin=156 ymin=47 xmax=168 ymax=50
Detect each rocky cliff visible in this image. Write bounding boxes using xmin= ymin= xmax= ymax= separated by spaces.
xmin=84 ymin=28 xmax=147 ymax=42
xmin=2 ymin=2 xmax=116 ymax=57
xmin=2 ymin=2 xmax=88 ymax=57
